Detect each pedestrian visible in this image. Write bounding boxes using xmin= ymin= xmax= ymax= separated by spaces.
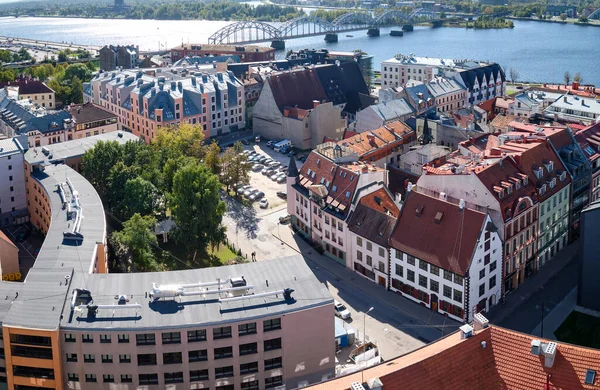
xmin=251 ymin=252 xmax=256 ymax=262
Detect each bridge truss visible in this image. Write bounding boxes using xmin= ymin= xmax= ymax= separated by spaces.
xmin=589 ymin=8 xmax=600 ymax=20
xmin=207 ymin=9 xmax=440 ymax=45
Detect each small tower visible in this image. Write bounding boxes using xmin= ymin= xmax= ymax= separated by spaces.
xmin=287 ymin=157 xmax=299 ymax=217
xmin=421 ymin=116 xmax=433 ymax=145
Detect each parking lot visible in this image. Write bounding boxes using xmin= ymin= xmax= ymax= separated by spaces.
xmin=2 ymin=224 xmax=43 ymax=279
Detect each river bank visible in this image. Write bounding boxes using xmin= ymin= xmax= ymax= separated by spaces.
xmin=507 ymin=16 xmax=600 ymax=27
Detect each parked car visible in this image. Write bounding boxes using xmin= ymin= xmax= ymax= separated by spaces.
xmin=270 ymin=173 xmax=281 ymax=181
xmin=334 ymin=300 xmax=351 ymax=320
xmin=280 ymin=146 xmax=290 ymax=154
xmin=243 ymin=150 xmax=253 ymax=155
xmin=237 ymin=185 xmax=251 ymax=195
xmin=259 ymin=199 xmax=269 ymax=209
xmin=277 ymin=175 xmax=287 ymax=184
xmin=249 ymin=191 xmax=265 ymax=201
xmin=251 ymin=164 xmax=264 ymax=171
xmin=255 ymin=135 xmax=262 ymax=143
xmin=257 ymin=156 xmax=267 ymax=163
xmin=267 ymin=140 xmax=277 ymax=148
xmin=244 ymin=187 xmax=257 ymax=197
xmin=242 ymin=139 xmax=250 ymax=145
xmin=288 ymin=150 xmax=296 ymax=156
xmin=276 ymin=191 xmax=287 ymax=199
xmin=261 ymin=167 xmax=271 ymax=175
xmin=296 ymin=154 xmax=305 ymax=161
xmin=279 ymin=214 xmax=292 ymax=224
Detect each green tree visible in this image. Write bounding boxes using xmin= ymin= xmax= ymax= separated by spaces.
xmin=122 ymin=177 xmax=162 ymax=219
xmin=69 ymin=76 xmax=83 ymax=104
xmin=169 ymin=162 xmax=226 ymax=264
xmin=112 ymin=213 xmax=160 ymax=272
xmin=0 ymin=49 xmax=12 ymax=63
xmin=221 ymin=141 xmax=249 ymax=191
xmin=106 ymin=162 xmax=138 ymax=218
xmin=82 ymin=141 xmax=123 ymax=197
xmin=578 ymin=16 xmax=589 ymax=23
xmin=204 ymin=141 xmax=221 ymax=175
xmin=559 ymin=13 xmax=567 ymax=20
xmin=574 ymin=72 xmax=583 ymax=83
xmin=64 ymin=63 xmax=93 ymax=82
xmin=57 ymin=51 xmax=68 ymax=62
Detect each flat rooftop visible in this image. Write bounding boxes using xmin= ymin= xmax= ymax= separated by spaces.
xmin=62 ymin=256 xmax=332 ymax=331
xmin=24 ymin=131 xmax=138 ymax=166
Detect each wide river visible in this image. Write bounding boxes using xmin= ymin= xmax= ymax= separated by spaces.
xmin=0 ymin=16 xmax=598 ymax=85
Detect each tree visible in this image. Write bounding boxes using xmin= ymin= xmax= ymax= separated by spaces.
xmin=112 ymin=213 xmax=160 ymax=272
xmin=168 ymin=162 xmax=226 ymax=264
xmin=106 ymin=162 xmax=138 ymax=217
xmin=559 ymin=13 xmax=567 ymax=20
xmin=57 ymin=51 xmax=68 ymax=62
xmin=564 ymin=71 xmax=571 ymax=86
xmin=204 ymin=141 xmax=221 ymax=175
xmin=574 ymin=72 xmax=583 ymax=83
xmin=0 ymin=49 xmax=12 ymax=63
xmin=578 ymin=16 xmax=589 ymax=23
xmin=221 ymin=141 xmax=249 ymax=191
xmin=64 ymin=63 xmax=92 ymax=82
xmin=154 ymin=124 xmax=205 ymax=160
xmin=509 ymin=68 xmax=520 ymax=83
xmin=82 ymin=141 xmax=123 ymax=197
xmin=440 ymin=11 xmax=446 ymax=19
xmin=122 ymin=177 xmax=162 ymax=220
xmin=68 ymin=76 xmax=83 ymax=104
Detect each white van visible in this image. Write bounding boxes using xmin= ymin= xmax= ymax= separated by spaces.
xmin=274 ymin=139 xmax=292 ymax=152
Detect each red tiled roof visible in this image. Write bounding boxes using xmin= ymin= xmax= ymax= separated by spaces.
xmin=299 ymin=151 xmax=337 ymax=190
xmin=389 ymin=191 xmax=486 ymax=276
xmin=490 ymin=114 xmax=518 ymax=131
xmin=575 ymin=123 xmax=600 ymax=162
xmin=348 ymin=188 xmax=399 ymax=247
xmin=337 ymin=121 xmax=414 ymax=159
xmin=308 ymin=325 xmax=600 ymax=390
xmin=327 ymin=165 xmax=359 ymax=214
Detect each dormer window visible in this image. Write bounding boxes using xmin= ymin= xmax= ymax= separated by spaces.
xmin=507 ymin=184 xmax=513 ymax=195
xmin=539 ymin=184 xmax=547 ymax=195
xmin=316 ymin=159 xmax=321 ymax=166
xmin=549 ymin=177 xmax=556 ymax=189
xmin=515 ymin=180 xmax=521 ymax=190
xmin=558 ymin=171 xmax=567 ymax=182
xmin=311 ymin=172 xmax=316 ymax=179
xmin=498 ymin=189 xmax=505 ymax=199
xmin=307 ymin=169 xmax=312 ymax=176
xmin=332 ymin=185 xmax=337 ymax=192
xmin=523 ymin=177 xmax=529 ymax=185
xmin=345 ymin=191 xmax=351 ymax=198
xmin=544 ymin=161 xmax=554 ymax=173
xmin=534 ymin=167 xmax=543 ymax=179
xmin=320 ymin=178 xmax=325 ymax=185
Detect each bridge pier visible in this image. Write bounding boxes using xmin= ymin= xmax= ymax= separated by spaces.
xmin=324 ymin=33 xmax=338 ymax=43
xmin=402 ymin=24 xmax=414 ymax=32
xmin=367 ymin=27 xmax=380 ymax=37
xmin=271 ymin=40 xmax=285 ymax=50
xmin=431 ymin=20 xmax=443 ymax=28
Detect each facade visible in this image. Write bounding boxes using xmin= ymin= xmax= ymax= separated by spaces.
xmin=355 ymin=99 xmax=415 ymax=133
xmin=171 ymin=44 xmax=275 ymax=63
xmin=578 ymin=201 xmax=600 ymax=311
xmin=99 ymin=45 xmax=139 ymax=71
xmin=0 ymin=137 xmax=28 ymax=228
xmin=1 ymin=149 xmax=335 ymax=389
xmin=253 ymin=63 xmax=371 ymax=149
xmin=0 ymin=78 xmax=55 ymax=108
xmin=84 ymin=68 xmax=245 ymax=142
xmin=574 ymin=123 xmax=600 ymax=203
xmin=308 ymin=319 xmax=600 ymax=390
xmin=0 ymin=229 xmax=19 ymax=277
xmin=66 ymin=102 xmax=119 ymax=139
xmin=389 ymin=190 xmax=502 ymax=322
xmin=402 ymin=82 xmax=436 ymax=116
xmin=426 ymin=77 xmax=467 ymax=114
xmin=347 ymin=188 xmax=399 ymax=288
xmin=545 ymin=94 xmax=600 ymax=124
xmin=397 ymin=144 xmax=450 ymax=175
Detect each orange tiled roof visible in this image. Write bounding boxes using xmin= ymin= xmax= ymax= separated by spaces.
xmin=308 ymin=325 xmax=600 ymax=390
xmin=337 ymin=121 xmax=414 ymax=159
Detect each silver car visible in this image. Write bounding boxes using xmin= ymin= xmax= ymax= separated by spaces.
xmin=237 ymin=185 xmax=251 ymax=195
xmin=251 ymin=164 xmax=264 ymax=171
xmin=249 ymin=191 xmax=264 ymax=201
xmin=244 ymin=188 xmax=256 ymax=197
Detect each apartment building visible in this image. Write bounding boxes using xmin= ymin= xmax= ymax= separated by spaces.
xmin=1 ymin=149 xmax=335 ymax=389
xmin=66 ymin=102 xmax=119 ymax=139
xmin=426 ymin=77 xmax=467 ymax=114
xmin=99 ymin=45 xmax=139 ymax=71
xmin=574 ymin=123 xmax=600 ymax=203
xmin=287 ymin=145 xmax=386 ymax=266
xmin=0 ymin=78 xmax=55 ymax=109
xmin=347 ymin=188 xmax=399 ymax=288
xmin=0 ymin=136 xmax=28 ymax=228
xmin=545 ymin=94 xmax=600 ymax=124
xmin=171 ymin=44 xmax=275 ymax=63
xmin=84 ymin=68 xmax=245 ymax=142
xmin=389 ymin=190 xmax=502 ymax=322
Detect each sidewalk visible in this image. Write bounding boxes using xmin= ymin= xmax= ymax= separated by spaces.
xmin=271 ymin=225 xmax=461 ymax=343
xmin=486 ymin=241 xmax=580 ymax=325
xmin=530 ymin=287 xmax=577 ymax=339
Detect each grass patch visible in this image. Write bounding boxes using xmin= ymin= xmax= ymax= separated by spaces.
xmin=158 ymin=241 xmax=240 ymax=270
xmin=209 ymin=245 xmax=238 ymax=264
xmin=555 ymin=311 xmax=600 ymax=349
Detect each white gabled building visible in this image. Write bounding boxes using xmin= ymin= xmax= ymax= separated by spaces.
xmin=389 ymin=190 xmax=502 ymax=323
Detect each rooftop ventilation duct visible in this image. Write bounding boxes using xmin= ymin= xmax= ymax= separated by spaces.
xmin=218 ymin=288 xmax=294 ymax=303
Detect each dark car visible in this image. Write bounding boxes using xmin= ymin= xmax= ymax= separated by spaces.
xmin=296 ymin=154 xmax=305 ymax=161
xmin=276 ymin=191 xmax=287 ymax=199
xmin=242 ymin=139 xmax=250 ymax=145
xmin=16 ymin=229 xmax=30 ymax=243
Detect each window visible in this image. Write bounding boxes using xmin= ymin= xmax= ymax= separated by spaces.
xmin=479 ymin=284 xmax=486 ymax=297
xmin=67 ymin=373 xmax=79 ymax=382
xmin=489 ymin=275 xmax=497 ymax=289
xmin=121 ymin=374 xmax=132 ymax=383
xmin=100 ymin=334 xmax=111 ymax=343
xmin=162 ymin=332 xmax=181 ymax=344
xmin=395 ymin=264 xmax=403 ymax=277
xmin=419 ymin=260 xmax=428 ymax=271
xmin=443 ymin=285 xmax=452 ymax=298
xmin=64 ymin=334 xmax=75 ymax=343
xmin=264 ymin=318 xmax=281 ymax=332
xmin=103 ymin=374 xmax=114 ymax=383
xmin=357 ymin=250 xmax=363 ymax=261
xmin=407 ymin=255 xmax=416 ymax=265
xmin=139 ymin=373 xmax=159 ymax=385
xmin=242 ymin=381 xmax=260 ymax=390
xmin=215 ymin=365 xmax=234 ymax=379
xmin=366 ymin=241 xmax=372 ymax=251
xmin=480 ymin=269 xmax=486 ymax=279
xmin=214 ymin=346 xmax=233 ymax=360
xmin=264 ymin=338 xmax=282 ymax=351
xmin=395 ymin=250 xmax=402 ymax=259
xmin=66 ymin=353 xmax=77 ymax=362
xmin=407 ymin=270 xmax=415 ymax=282
xmin=430 ymin=265 xmax=440 ymax=276
xmin=101 ymin=354 xmax=113 ymax=363
xmin=454 ymin=274 xmax=464 ymax=285
xmin=240 ymin=342 xmax=258 ymax=356
xmin=379 ymin=247 xmax=385 ymax=257
xmin=119 ymin=354 xmax=131 ymax=363
xmin=239 ymin=322 xmax=257 ymax=336
xmin=213 ymin=326 xmax=232 ymax=339
xmin=430 ymin=280 xmax=439 ymax=293
xmin=190 ymin=369 xmax=209 ymax=381
xmin=163 ymin=352 xmax=183 ymax=364
xmin=366 ymin=256 xmax=372 ymax=266
xmin=164 ymin=372 xmax=184 ymax=384
xmin=118 ymin=334 xmax=129 ymax=343
xmin=265 ymin=356 xmax=283 ymax=370
xmin=82 ymin=334 xmax=93 ymax=343
xmin=453 ymin=289 xmax=463 ymax=303
xmin=188 ymin=329 xmax=206 ymax=342
xmin=85 ymin=374 xmax=97 ymax=383
xmin=419 ymin=275 xmax=427 ymax=288
xmin=266 ymin=375 xmax=284 ymax=389
xmin=188 ymin=349 xmax=208 ymax=362
xmin=136 ymin=333 xmax=155 ymax=346
xmin=240 ymin=362 xmax=259 ymax=374
xmin=443 ymin=270 xmax=452 ymax=281
xmin=585 ymin=370 xmax=596 ymax=385
xmin=137 ymin=353 xmax=157 ymax=366
xmin=83 ymin=354 xmax=95 ymax=363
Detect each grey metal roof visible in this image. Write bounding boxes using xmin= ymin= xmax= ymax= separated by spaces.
xmin=24 ymin=131 xmax=139 ymax=165
xmin=31 ymin=165 xmax=106 ymax=273
xmin=0 ymin=136 xmax=26 ymax=158
xmin=61 ymin=255 xmax=332 ymax=331
xmin=369 ymin=98 xmax=415 ymax=121
xmin=0 ymin=281 xmax=23 ymax=325
xmin=426 ymin=77 xmax=465 ymax=98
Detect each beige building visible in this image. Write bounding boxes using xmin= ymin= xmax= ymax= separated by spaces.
xmin=0 ymin=78 xmax=55 ymax=108
xmin=0 ymin=230 xmax=18 ymax=278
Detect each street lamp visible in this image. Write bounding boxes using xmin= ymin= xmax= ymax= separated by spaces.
xmin=362 ymin=306 xmax=374 ymax=386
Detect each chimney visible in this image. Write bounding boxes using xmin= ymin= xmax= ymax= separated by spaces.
xmin=406 ymin=182 xmax=413 ymax=192
xmin=459 ymin=324 xmax=473 ymax=339
xmin=439 ymin=191 xmax=447 ymax=201
xmin=543 ymin=342 xmax=557 ymax=368
xmin=313 ymin=100 xmax=320 ymax=108
xmin=582 ymin=99 xmax=585 ymax=106
xmin=563 ymin=96 xmax=568 ymax=103
xmin=459 ymin=198 xmax=465 ymax=210
xmin=572 ymin=81 xmax=579 ymax=90
xmin=473 ymin=313 xmax=489 ymax=331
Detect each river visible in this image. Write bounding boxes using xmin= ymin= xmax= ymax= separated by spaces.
xmin=0 ymin=16 xmax=598 ymax=85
